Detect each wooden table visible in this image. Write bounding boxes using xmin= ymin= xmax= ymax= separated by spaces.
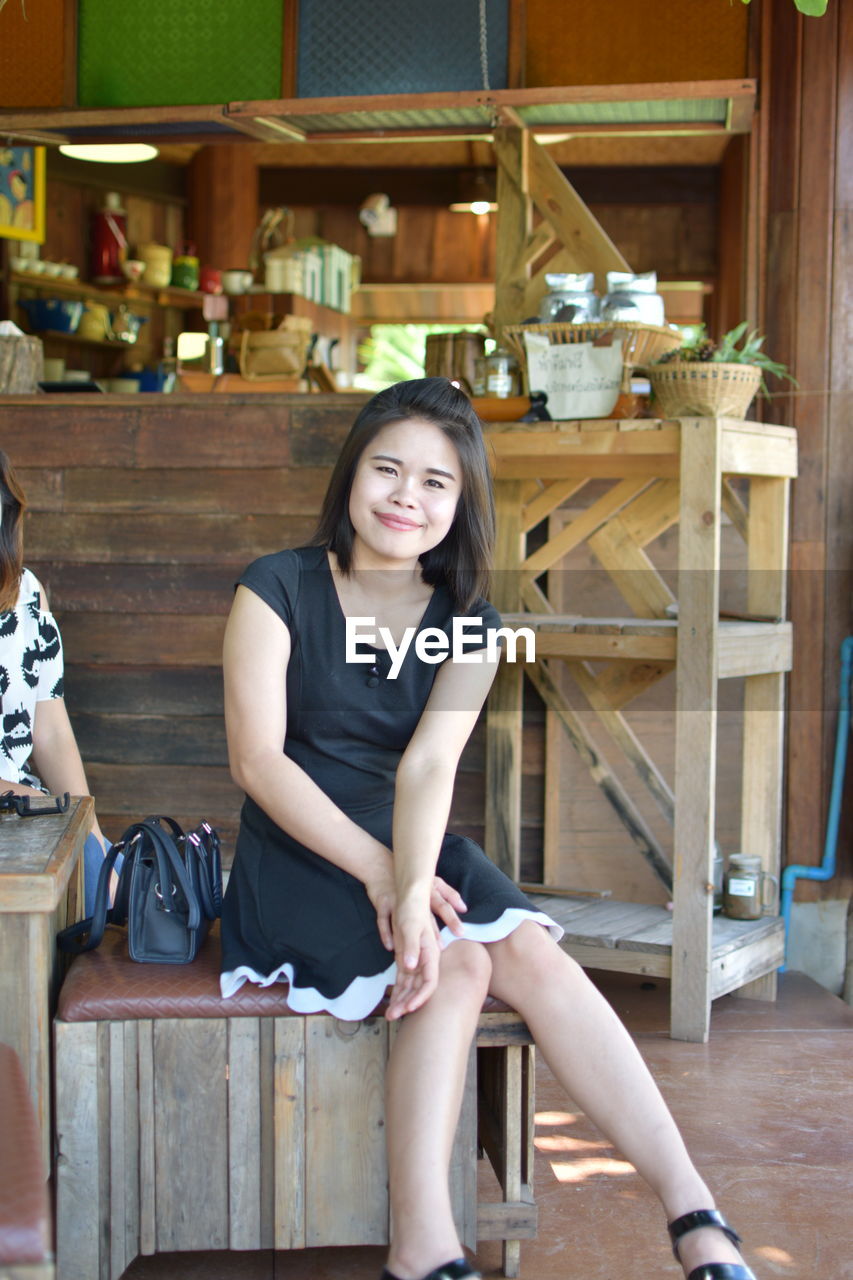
xmin=483 ymin=417 xmax=796 ymax=1041
xmin=0 ymin=796 xmax=91 ymax=1165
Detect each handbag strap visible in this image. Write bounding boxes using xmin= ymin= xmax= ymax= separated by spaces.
xmin=57 ymin=836 xmax=128 ymax=954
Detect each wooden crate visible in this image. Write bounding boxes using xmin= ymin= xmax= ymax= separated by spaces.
xmin=53 ymin=931 xmax=536 ymax=1280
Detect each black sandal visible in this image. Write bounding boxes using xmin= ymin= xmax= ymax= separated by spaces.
xmin=668 ymin=1209 xmax=757 ymax=1279
xmin=381 ymin=1261 xmax=480 ymax=1280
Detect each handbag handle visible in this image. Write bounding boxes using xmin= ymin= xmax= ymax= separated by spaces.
xmin=186 ymin=822 xmax=222 ymax=921
xmin=134 ymin=819 xmax=202 ymax=933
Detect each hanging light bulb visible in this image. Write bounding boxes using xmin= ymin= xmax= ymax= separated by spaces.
xmin=449 ymin=169 xmax=497 ymax=215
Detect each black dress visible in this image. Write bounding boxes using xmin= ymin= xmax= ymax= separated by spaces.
xmin=220 ymin=545 xmax=561 ymax=1018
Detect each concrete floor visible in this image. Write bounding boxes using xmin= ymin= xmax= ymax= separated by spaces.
xmin=122 ymin=970 xmax=853 ymax=1280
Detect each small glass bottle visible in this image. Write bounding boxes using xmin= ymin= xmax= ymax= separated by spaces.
xmin=158 ymin=337 xmax=178 ymax=393
xmin=484 ymin=348 xmax=519 ymax=399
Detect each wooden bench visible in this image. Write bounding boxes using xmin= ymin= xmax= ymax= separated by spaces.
xmin=0 ymin=1042 xmax=54 ymax=1280
xmin=54 ymin=927 xmax=536 ymax=1280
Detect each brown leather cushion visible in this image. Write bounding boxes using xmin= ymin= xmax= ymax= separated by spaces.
xmin=0 ymin=1043 xmax=51 ymax=1264
xmin=57 ymin=923 xmax=516 ymax=1023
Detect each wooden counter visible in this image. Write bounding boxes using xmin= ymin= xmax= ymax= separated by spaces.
xmin=0 ymin=796 xmax=91 ymax=1165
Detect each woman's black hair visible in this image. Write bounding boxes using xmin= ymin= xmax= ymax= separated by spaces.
xmin=313 ymin=377 xmax=495 ymax=610
xmin=0 ymin=450 xmax=26 ymax=614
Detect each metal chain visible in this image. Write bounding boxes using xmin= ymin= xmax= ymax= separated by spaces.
xmin=479 ymin=0 xmax=490 ymax=91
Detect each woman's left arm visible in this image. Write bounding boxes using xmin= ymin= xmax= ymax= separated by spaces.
xmin=386 ymin=649 xmax=501 ymax=1019
xmin=30 ymin=697 xmax=106 ymax=847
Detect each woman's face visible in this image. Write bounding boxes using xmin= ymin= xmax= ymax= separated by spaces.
xmin=348 ymin=417 xmax=463 ymax=569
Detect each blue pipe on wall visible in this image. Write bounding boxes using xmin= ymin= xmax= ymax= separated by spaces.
xmin=780 ymin=635 xmax=852 ymax=967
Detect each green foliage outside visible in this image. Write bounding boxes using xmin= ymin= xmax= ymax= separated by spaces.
xmin=355 ymin=324 xmax=491 ymax=392
xmin=740 ymin=0 xmax=827 ymax=12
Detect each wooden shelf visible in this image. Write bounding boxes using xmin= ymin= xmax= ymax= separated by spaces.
xmin=501 ymin=613 xmax=793 ymax=677
xmin=33 ymin=329 xmax=145 ymax=351
xmin=485 ymin=416 xmax=796 ymax=1041
xmin=8 ymin=272 xmax=206 ymax=310
xmin=528 ymin=894 xmax=785 ymax=997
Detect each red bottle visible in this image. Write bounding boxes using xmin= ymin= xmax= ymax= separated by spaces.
xmin=90 ymin=192 xmax=127 ymax=284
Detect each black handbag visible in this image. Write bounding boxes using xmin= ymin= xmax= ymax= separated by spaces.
xmin=58 ymin=815 xmax=222 ymax=964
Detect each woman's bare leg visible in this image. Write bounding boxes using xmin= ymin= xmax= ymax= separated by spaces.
xmin=487 ymin=923 xmax=748 ymax=1276
xmin=385 ymin=939 xmax=492 ymax=1280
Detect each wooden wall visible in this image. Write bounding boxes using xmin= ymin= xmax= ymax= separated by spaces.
xmin=0 ymin=394 xmax=496 ymax=864
xmin=756 ymin=0 xmax=853 ymax=902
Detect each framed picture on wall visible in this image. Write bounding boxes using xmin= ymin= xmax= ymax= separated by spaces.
xmin=0 ymin=145 xmax=46 ymax=243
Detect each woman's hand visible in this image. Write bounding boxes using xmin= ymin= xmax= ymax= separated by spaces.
xmin=429 ymin=876 xmax=467 ymax=938
xmin=386 ymin=893 xmax=441 ymax=1021
xmin=364 ymin=858 xmax=398 ymax=951
xmin=366 ymin=863 xmax=468 ymax=954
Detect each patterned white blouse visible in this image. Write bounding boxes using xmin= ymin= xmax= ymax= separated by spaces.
xmin=0 ymin=567 xmax=65 ymax=787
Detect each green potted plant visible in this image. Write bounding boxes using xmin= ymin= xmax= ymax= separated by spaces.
xmin=648 ymin=321 xmax=796 ymax=418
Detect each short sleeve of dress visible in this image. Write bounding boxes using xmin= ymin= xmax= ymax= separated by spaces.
xmin=237 ymin=549 xmax=303 ymax=629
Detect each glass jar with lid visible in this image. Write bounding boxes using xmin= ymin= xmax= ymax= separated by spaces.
xmin=484 ymin=348 xmax=520 ymax=398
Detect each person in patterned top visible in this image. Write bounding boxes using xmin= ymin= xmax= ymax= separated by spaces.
xmin=0 ymin=450 xmax=111 ymax=913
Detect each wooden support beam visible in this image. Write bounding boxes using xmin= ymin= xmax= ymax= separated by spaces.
xmin=587 ymin=516 xmax=677 ymax=619
xmin=721 ymin=478 xmax=749 ymax=542
xmin=593 ymin=660 xmax=673 ymax=710
xmin=524 ymin=137 xmax=630 ymax=293
xmin=671 ymin=418 xmax=722 ymax=1042
xmin=522 ymin=478 xmax=649 ymax=578
xmin=566 ymin=660 xmax=676 ymax=825
xmin=486 ymin=481 xmax=525 ymax=878
xmin=493 ymin=126 xmax=531 ymax=338
xmin=736 ymin=474 xmax=790 ymax=1002
xmin=526 ymin=660 xmax=673 ymax=890
xmin=521 ymin=478 xmax=586 ymax=534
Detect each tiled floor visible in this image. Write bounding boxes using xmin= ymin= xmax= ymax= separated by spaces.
xmin=122 ymin=971 xmax=853 ymax=1280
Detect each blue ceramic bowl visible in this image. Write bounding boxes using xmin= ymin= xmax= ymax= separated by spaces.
xmin=17 ymin=297 xmax=84 ymax=334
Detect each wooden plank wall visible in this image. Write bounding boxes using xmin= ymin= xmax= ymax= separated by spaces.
xmin=757 ymin=0 xmax=853 ymax=901
xmin=0 ymin=396 xmax=357 ymax=859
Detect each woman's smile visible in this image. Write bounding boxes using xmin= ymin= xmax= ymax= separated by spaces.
xmin=374 ymin=511 xmax=424 ymax=532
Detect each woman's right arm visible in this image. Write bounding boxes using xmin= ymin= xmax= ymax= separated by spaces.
xmin=223 ymin=585 xmax=398 ymax=941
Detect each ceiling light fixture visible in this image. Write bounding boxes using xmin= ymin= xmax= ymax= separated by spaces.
xmin=450 ymin=168 xmax=496 ymax=215
xmin=449 ymin=199 xmax=497 ymax=215
xmin=58 ymin=143 xmax=159 ymax=164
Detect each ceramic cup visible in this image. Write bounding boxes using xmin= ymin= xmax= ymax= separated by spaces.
xmin=121 ymin=259 xmax=146 ymax=283
xmin=222 ymin=269 xmax=254 ymax=295
xmin=200 ymin=266 xmax=223 ymax=294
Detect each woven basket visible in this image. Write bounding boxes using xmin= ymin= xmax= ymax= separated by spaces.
xmin=647 ymin=361 xmax=762 ymax=418
xmin=501 ymin=321 xmax=682 ymax=393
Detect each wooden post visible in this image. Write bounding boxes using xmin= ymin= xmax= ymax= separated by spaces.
xmin=671 ymin=419 xmax=722 ymax=1043
xmin=737 ymin=474 xmax=790 ymax=1000
xmin=486 ymin=479 xmax=524 ymax=878
xmin=493 ymin=125 xmax=531 ymax=340
xmin=186 ymin=145 xmax=260 ymax=273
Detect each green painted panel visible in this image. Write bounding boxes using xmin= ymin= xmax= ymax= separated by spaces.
xmin=78 ymin=0 xmax=283 ymax=107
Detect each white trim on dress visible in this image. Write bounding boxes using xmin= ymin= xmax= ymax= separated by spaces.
xmin=220 ymin=906 xmax=563 ymax=1021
